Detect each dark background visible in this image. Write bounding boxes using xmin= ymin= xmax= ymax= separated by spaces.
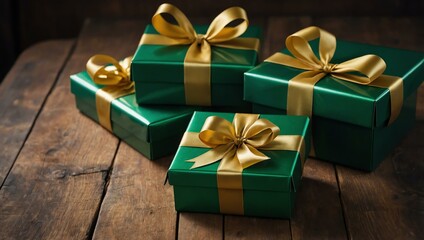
xmin=1 ymin=0 xmax=423 ymax=82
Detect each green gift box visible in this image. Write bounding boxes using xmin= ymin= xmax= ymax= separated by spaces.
xmin=131 ymin=24 xmax=261 ymax=107
xmin=70 ymin=71 xmax=197 ymax=160
xmin=168 ymin=111 xmax=311 ymax=218
xmin=244 ymin=31 xmax=424 ymax=171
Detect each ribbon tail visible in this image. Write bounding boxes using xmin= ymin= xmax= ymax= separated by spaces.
xmin=187 ymin=144 xmax=231 ymax=169
xmin=236 ymin=143 xmax=270 ymax=169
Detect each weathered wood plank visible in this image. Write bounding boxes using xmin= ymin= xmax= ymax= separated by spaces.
xmin=93 ymin=144 xmax=177 ymax=240
xmin=0 ymin=19 xmax=143 ymax=239
xmin=0 ymin=40 xmax=74 ymax=186
xmin=310 ymin=17 xmax=424 ymax=240
xmin=225 ymin=216 xmax=291 ymax=240
xmin=178 ymin=213 xmax=223 ymax=239
xmin=336 ymin=115 xmax=424 ymax=239
xmin=82 ymin=18 xmax=187 ymax=239
xmin=291 ymin=160 xmax=347 ymax=239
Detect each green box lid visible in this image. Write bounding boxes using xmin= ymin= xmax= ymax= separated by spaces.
xmin=168 ymin=111 xmax=311 ymax=193
xmin=132 ymin=24 xmax=261 ymax=85
xmin=245 ymin=40 xmax=424 ymax=128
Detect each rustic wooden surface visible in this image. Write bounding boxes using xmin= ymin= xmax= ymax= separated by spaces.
xmin=0 ymin=17 xmax=423 ymax=240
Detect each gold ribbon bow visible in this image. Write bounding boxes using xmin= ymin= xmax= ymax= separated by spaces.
xmin=265 ymin=26 xmax=403 ymax=125
xmin=140 ymin=3 xmax=260 ymax=106
xmin=86 ymin=54 xmax=135 ymax=131
xmin=180 ymin=113 xmax=306 ymax=214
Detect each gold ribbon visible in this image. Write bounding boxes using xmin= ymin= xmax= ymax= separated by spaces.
xmin=265 ymin=26 xmax=403 ymax=125
xmin=139 ymin=3 xmax=260 ymax=106
xmin=180 ymin=113 xmax=306 ymax=215
xmin=86 ymin=54 xmax=135 ymax=131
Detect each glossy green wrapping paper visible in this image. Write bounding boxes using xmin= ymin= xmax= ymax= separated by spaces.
xmin=244 ymin=40 xmax=424 ymax=171
xmin=168 ymin=111 xmax=311 ymax=218
xmin=70 ymin=72 xmax=197 ymax=160
xmin=132 ymin=25 xmax=261 ymax=107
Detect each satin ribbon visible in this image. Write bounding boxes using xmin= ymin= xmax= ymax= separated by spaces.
xmin=139 ymin=3 xmax=260 ymax=106
xmin=86 ymin=55 xmax=135 ymax=131
xmin=180 ymin=113 xmax=306 ymax=215
xmin=265 ymin=26 xmax=403 ymax=125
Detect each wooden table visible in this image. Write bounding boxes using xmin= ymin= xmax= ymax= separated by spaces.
xmin=0 ymin=17 xmax=423 ymax=240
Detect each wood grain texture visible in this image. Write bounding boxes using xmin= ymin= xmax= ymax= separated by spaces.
xmin=0 ymin=19 xmax=143 ymax=239
xmin=291 ymin=159 xmax=347 ymax=240
xmin=80 ymin=19 xmax=180 ymax=240
xmin=93 ymin=144 xmax=177 ymax=240
xmin=336 ymin=117 xmax=424 ymax=239
xmin=178 ymin=213 xmax=223 ymax=239
xmin=0 ymin=40 xmax=73 ymax=186
xmin=225 ymin=216 xmax=291 ymax=240
xmin=337 ymin=126 xmax=424 ymax=240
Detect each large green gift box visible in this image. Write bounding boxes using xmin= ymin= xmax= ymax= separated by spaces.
xmin=131 ymin=24 xmax=261 ymax=107
xmin=244 ymin=30 xmax=424 ymax=171
xmin=168 ymin=111 xmax=311 ymax=218
xmin=70 ymin=71 xmax=196 ymax=160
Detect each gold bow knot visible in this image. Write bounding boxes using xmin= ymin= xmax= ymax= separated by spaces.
xmin=265 ymin=26 xmax=403 ymax=125
xmin=188 ymin=114 xmax=280 ymax=171
xmin=86 ymin=54 xmax=135 ymax=131
xmin=140 ymin=3 xmax=260 ymax=106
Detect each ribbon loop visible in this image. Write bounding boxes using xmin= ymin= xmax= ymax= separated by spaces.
xmin=264 ymin=26 xmax=403 ymax=125
xmin=152 ymin=3 xmax=196 ymax=42
xmin=185 ymin=114 xmax=281 ymax=171
xmin=87 ymin=54 xmax=132 ymax=86
xmin=205 ymin=6 xmax=249 ymax=42
xmin=86 ymin=55 xmax=135 ymax=131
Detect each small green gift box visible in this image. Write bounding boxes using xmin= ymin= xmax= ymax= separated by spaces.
xmin=244 ymin=26 xmax=424 ymax=171
xmin=168 ymin=111 xmax=310 ymax=218
xmin=131 ymin=3 xmax=261 ymax=107
xmin=70 ymin=71 xmax=196 ymax=160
